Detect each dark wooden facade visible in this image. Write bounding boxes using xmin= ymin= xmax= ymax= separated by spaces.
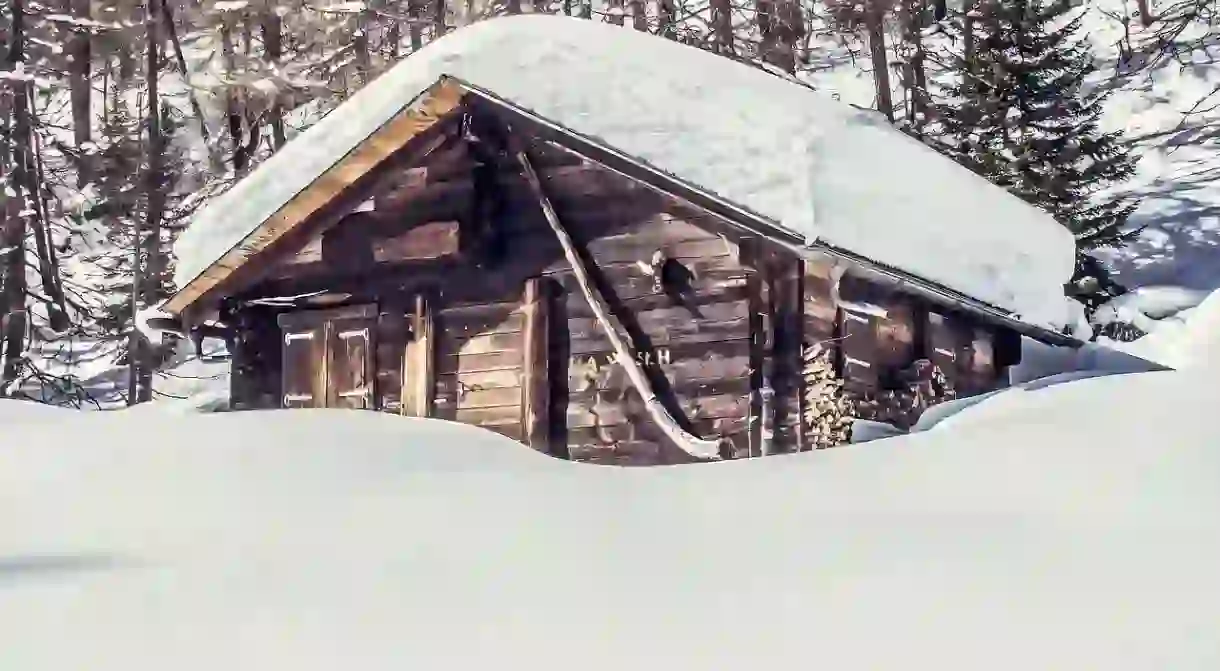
xmin=200 ymin=93 xmax=1023 ymax=465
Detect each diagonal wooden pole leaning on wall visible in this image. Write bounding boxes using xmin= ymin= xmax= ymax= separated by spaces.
xmin=511 ymin=140 xmax=725 ymax=461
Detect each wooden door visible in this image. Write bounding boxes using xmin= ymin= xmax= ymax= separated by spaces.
xmin=278 ymin=305 xmax=378 ymax=410
xmin=281 ymin=323 xmax=327 ymax=408
xmin=326 ymin=317 xmax=375 ymax=409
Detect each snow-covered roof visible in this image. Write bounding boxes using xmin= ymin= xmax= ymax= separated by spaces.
xmin=172 ymin=14 xmax=1075 ymax=330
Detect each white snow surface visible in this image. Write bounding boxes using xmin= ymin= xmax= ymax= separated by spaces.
xmin=1105 ymin=288 xmax=1220 ymax=371
xmin=174 ymin=14 xmax=1075 ymax=330
xmin=4 ymin=372 xmax=1220 ymax=669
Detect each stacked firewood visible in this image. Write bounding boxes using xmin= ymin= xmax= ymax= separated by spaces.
xmin=802 ymin=342 xmax=856 ymax=448
xmin=853 ymin=358 xmax=957 ymax=430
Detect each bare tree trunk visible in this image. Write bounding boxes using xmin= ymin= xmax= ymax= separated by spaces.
xmin=221 ymin=16 xmax=252 ymax=173
xmin=865 ymin=0 xmax=894 ymax=121
xmin=162 ymin=0 xmax=217 ymax=169
xmin=433 ymin=0 xmax=448 ymax=36
xmin=608 ymin=0 xmax=625 ymax=25
xmin=67 ymin=0 xmax=92 ymax=187
xmin=962 ymin=0 xmax=975 ymax=98
xmin=408 ymin=0 xmax=424 ymax=51
xmin=382 ymin=0 xmax=400 ymax=59
xmin=2 ymin=0 xmax=31 ymax=392
xmin=24 ymin=103 xmax=70 ymax=332
xmin=629 ymin=0 xmax=646 ymax=30
xmin=758 ymin=0 xmax=803 ymax=73
xmin=261 ymin=7 xmax=286 ymax=150
xmin=354 ymin=10 xmax=372 ymax=84
xmin=657 ymin=0 xmax=676 ymax=38
xmin=131 ymin=0 xmax=167 ymax=404
xmin=901 ymin=0 xmax=930 ymax=127
xmin=710 ymin=0 xmax=733 ymax=54
xmin=1135 ymin=0 xmax=1153 ymax=26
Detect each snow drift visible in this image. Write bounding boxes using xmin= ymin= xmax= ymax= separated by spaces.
xmin=3 ymin=369 xmax=1218 ymax=669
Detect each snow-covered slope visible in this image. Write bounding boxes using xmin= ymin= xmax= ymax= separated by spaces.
xmin=3 ymin=370 xmax=1218 ymax=669
xmin=174 ymin=14 xmax=1077 ymax=331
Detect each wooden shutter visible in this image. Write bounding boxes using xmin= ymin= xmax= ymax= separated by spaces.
xmin=326 ymin=317 xmax=375 ymax=409
xmin=875 ymin=299 xmax=916 ymax=371
xmin=281 ymin=326 xmax=326 ymax=408
xmin=962 ymin=328 xmax=996 ymax=395
xmin=839 ymin=306 xmax=879 ymax=392
xmin=925 ymin=310 xmax=966 ymax=388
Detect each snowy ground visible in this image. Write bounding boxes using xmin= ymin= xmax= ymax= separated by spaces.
xmin=3 ymin=360 xmax=1219 ymax=669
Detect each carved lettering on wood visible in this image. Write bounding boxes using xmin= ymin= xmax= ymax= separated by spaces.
xmin=569 ymin=347 xmax=671 ymax=371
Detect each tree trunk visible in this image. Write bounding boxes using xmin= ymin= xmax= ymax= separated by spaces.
xmin=608 ymin=0 xmax=625 ymax=25
xmin=629 ymin=0 xmax=646 ymax=30
xmin=1135 ymin=0 xmax=1153 ymax=26
xmin=25 ymin=109 xmax=70 ymax=332
xmin=354 ymin=10 xmax=372 ymax=85
xmin=221 ymin=16 xmax=252 ymax=174
xmin=2 ymin=0 xmax=31 ymax=392
xmin=133 ymin=0 xmax=167 ymax=404
xmin=433 ymin=0 xmax=448 ymax=36
xmin=758 ymin=0 xmax=803 ymax=73
xmin=408 ymin=0 xmax=424 ymax=51
xmin=657 ymin=0 xmax=676 ymax=38
xmin=67 ymin=0 xmax=92 ymax=187
xmin=901 ymin=0 xmax=930 ymax=127
xmin=709 ymin=0 xmax=733 ymax=54
xmin=865 ymin=0 xmax=894 ymax=121
xmin=162 ymin=0 xmax=218 ymax=169
xmin=261 ymin=8 xmax=286 ymax=150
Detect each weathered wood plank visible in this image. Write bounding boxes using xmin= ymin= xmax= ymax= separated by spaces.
xmin=568 ymin=321 xmax=749 ymax=356
xmin=773 ymin=259 xmax=805 ymax=452
xmin=371 ymin=220 xmax=460 ymax=264
xmin=325 ymin=316 xmax=375 ymax=409
xmin=403 ymin=292 xmax=436 ymax=417
xmin=567 ymin=342 xmax=750 ymax=390
xmin=521 ymin=277 xmax=551 ymax=452
xmin=567 ymin=299 xmax=749 ymax=341
xmin=437 ymin=350 xmax=523 ymax=375
xmin=439 ymin=331 xmax=523 ymax=357
xmin=452 ymin=405 xmax=523 ymax=427
xmin=543 ymin=238 xmax=737 ymax=272
xmin=434 ymin=378 xmax=523 ymax=409
xmin=562 ymin=282 xmax=751 ymax=320
xmin=375 ymin=310 xmax=409 ymax=414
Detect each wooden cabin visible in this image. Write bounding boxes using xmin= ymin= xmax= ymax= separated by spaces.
xmin=161 ymin=17 xmax=1079 ymax=465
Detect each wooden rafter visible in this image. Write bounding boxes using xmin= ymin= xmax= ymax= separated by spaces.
xmin=513 ymin=143 xmax=725 ymax=461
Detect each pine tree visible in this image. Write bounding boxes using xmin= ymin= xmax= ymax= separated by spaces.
xmin=930 ymin=0 xmax=1142 ymax=250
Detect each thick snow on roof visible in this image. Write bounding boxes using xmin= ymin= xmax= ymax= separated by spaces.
xmin=3 ymin=379 xmax=1220 ymax=669
xmin=174 ymin=14 xmax=1075 ymax=329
